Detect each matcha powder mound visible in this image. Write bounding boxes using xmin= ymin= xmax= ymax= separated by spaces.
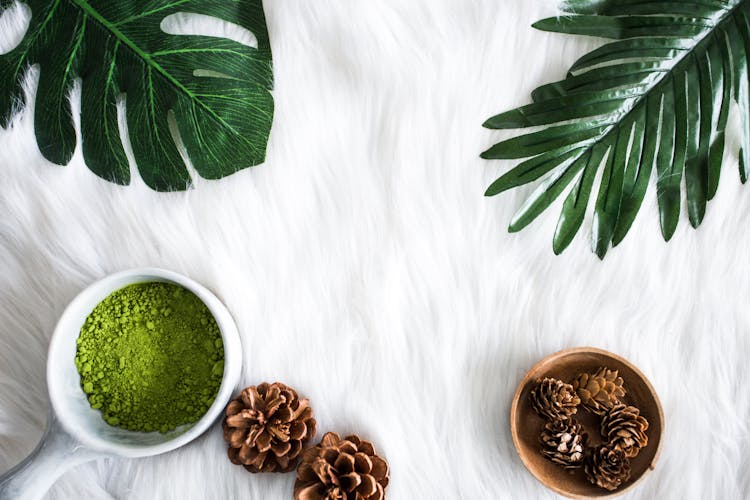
xmin=75 ymin=282 xmax=225 ymax=433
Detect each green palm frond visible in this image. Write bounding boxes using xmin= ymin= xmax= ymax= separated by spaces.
xmin=482 ymin=0 xmax=750 ymax=258
xmin=0 ymin=0 xmax=273 ymax=191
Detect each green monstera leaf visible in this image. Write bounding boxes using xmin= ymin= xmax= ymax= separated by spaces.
xmin=482 ymin=0 xmax=750 ymax=257
xmin=0 ymin=0 xmax=273 ymax=191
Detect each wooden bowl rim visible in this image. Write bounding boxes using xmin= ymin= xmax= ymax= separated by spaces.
xmin=509 ymin=347 xmax=665 ymax=499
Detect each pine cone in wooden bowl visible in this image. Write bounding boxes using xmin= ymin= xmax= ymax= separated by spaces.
xmin=510 ymin=347 xmax=663 ymax=498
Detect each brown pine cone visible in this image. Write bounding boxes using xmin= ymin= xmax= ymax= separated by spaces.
xmin=572 ymin=367 xmax=626 ymax=415
xmin=222 ymin=382 xmax=317 ymax=473
xmin=294 ymin=432 xmax=390 ymax=500
xmin=584 ymin=445 xmax=632 ymax=491
xmin=539 ymin=419 xmax=586 ymax=469
xmin=530 ymin=378 xmax=580 ymax=421
xmin=601 ymin=404 xmax=649 ymax=458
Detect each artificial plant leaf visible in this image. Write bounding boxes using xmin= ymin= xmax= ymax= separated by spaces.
xmin=554 ymin=141 xmax=608 ymax=255
xmin=483 ymin=0 xmax=750 ymax=257
xmin=0 ymin=0 xmax=273 ymax=191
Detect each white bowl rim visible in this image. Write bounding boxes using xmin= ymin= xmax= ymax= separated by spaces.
xmin=46 ymin=267 xmax=242 ymax=458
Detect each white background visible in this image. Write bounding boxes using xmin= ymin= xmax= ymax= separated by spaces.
xmin=1 ymin=1 xmax=749 ymax=498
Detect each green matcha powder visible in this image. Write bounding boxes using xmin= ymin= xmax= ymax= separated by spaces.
xmin=75 ymin=282 xmax=224 ymax=433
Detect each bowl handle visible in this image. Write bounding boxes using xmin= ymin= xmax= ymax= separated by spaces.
xmin=0 ymin=413 xmax=103 ymax=500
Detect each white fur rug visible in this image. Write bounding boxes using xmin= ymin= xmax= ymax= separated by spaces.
xmin=1 ymin=1 xmax=750 ymax=499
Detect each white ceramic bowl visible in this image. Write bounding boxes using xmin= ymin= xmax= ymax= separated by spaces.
xmin=0 ymin=268 xmax=242 ymax=500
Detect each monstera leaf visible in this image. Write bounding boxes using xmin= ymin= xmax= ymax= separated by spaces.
xmin=482 ymin=0 xmax=750 ymax=257
xmin=0 ymin=0 xmax=273 ymax=191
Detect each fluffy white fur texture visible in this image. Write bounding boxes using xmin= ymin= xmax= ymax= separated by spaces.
xmin=1 ymin=1 xmax=750 ymax=499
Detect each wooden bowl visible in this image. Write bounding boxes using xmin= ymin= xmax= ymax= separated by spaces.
xmin=510 ymin=347 xmax=664 ymax=498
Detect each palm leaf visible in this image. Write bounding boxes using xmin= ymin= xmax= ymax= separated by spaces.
xmin=482 ymin=0 xmax=750 ymax=258
xmin=0 ymin=0 xmax=273 ymax=191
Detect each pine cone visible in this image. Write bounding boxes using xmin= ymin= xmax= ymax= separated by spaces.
xmin=584 ymin=445 xmax=631 ymax=491
xmin=530 ymin=378 xmax=580 ymax=421
xmin=223 ymin=382 xmax=317 ymax=473
xmin=572 ymin=367 xmax=626 ymax=415
xmin=601 ymin=404 xmax=648 ymax=458
xmin=539 ymin=419 xmax=586 ymax=469
xmin=294 ymin=432 xmax=390 ymax=500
